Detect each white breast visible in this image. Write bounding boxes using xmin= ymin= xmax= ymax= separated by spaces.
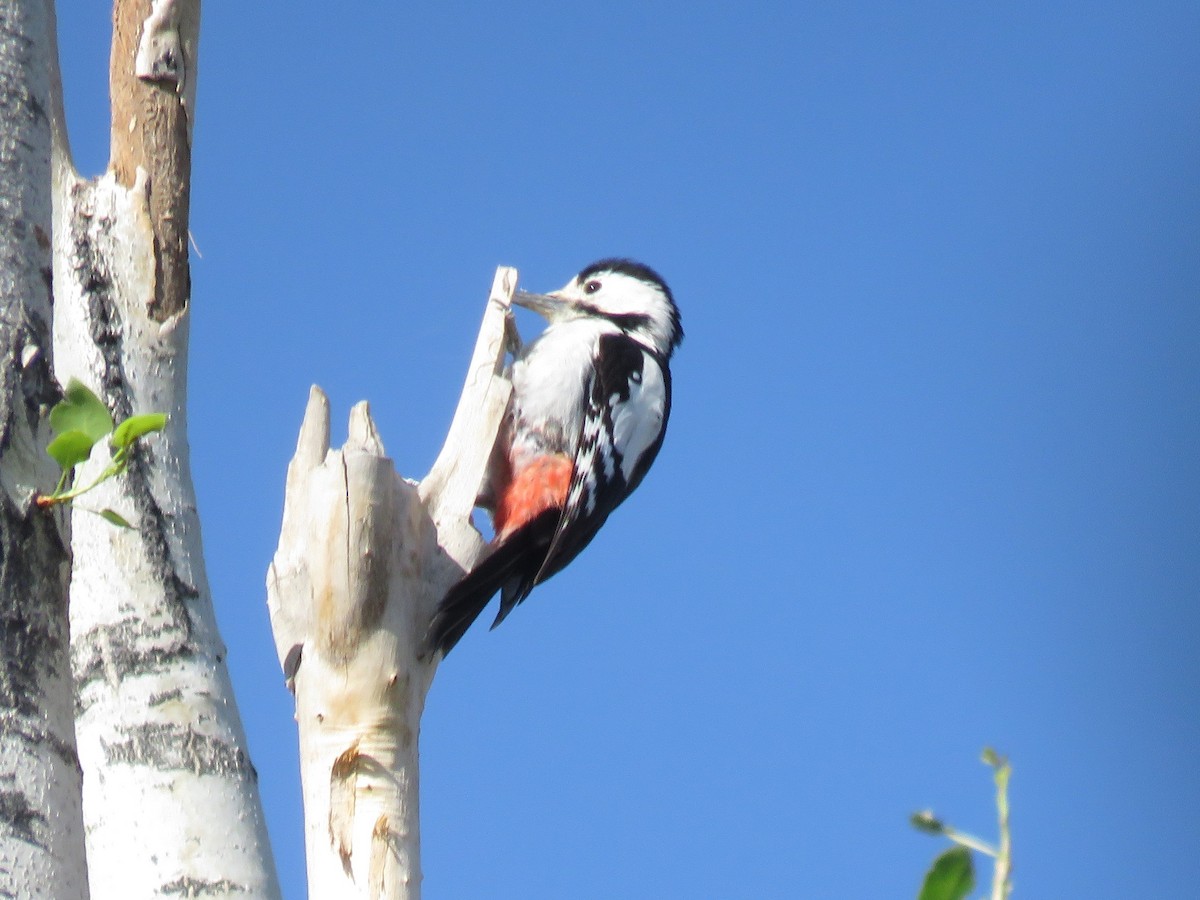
xmin=508 ymin=318 xmax=613 ymax=462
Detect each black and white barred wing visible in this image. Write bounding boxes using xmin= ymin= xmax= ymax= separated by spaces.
xmin=535 ymin=333 xmax=672 ymax=584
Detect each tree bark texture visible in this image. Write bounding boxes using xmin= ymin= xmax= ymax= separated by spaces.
xmin=0 ymin=1 xmax=88 ymax=896
xmin=267 ymin=268 xmax=517 ymax=899
xmin=48 ymin=0 xmax=280 ymax=895
xmin=109 ymin=0 xmax=198 ymax=322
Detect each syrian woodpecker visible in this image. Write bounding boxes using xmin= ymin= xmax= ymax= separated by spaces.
xmin=427 ymin=258 xmax=683 ymax=655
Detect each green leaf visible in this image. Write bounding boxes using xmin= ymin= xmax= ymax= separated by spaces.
xmin=46 ymin=429 xmax=97 ymax=471
xmin=111 ymin=413 xmax=168 ymax=449
xmin=98 ymin=508 xmax=133 ymax=529
xmin=918 ymin=846 xmax=975 ymax=900
xmin=50 ymin=379 xmax=113 ymax=442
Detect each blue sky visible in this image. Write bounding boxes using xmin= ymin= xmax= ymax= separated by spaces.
xmin=58 ymin=3 xmax=1198 ymax=897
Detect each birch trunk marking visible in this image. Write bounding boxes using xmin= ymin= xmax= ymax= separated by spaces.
xmin=0 ymin=1 xmax=87 ymax=896
xmin=268 ymin=268 xmax=517 ymax=898
xmin=48 ymin=2 xmax=280 ymax=893
xmin=52 ymin=163 xmax=280 ymax=898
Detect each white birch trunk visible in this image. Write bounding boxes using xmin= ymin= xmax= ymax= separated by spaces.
xmin=267 ymin=267 xmax=517 ymax=899
xmin=47 ymin=1 xmax=280 ymax=895
xmin=0 ymin=1 xmax=88 ymax=897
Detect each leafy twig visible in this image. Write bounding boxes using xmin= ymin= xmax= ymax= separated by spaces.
xmin=912 ymin=747 xmax=1013 ymax=900
xmin=37 ymin=378 xmax=167 ymax=526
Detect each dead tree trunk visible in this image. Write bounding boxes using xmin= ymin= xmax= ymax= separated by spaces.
xmin=267 ymin=267 xmax=517 ymax=899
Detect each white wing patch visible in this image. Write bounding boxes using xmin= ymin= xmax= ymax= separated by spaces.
xmin=611 ymin=351 xmax=666 ymax=484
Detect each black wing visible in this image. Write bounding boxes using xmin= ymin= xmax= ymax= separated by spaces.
xmin=534 ymin=334 xmax=671 ymax=584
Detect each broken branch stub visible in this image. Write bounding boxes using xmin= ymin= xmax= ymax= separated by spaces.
xmin=420 ymin=265 xmax=516 ymax=527
xmin=266 ymin=268 xmax=517 ymax=898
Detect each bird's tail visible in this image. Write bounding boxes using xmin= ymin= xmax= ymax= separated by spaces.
xmin=425 ymin=509 xmax=558 ymax=656
xmin=426 ymin=573 xmax=496 ymax=658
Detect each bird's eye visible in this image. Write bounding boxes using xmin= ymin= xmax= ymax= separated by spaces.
xmin=584 ymin=280 xmax=601 ymax=294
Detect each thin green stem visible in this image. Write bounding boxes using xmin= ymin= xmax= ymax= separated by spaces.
xmin=991 ymin=760 xmax=1013 ymax=900
xmin=41 ymin=456 xmax=127 ymax=505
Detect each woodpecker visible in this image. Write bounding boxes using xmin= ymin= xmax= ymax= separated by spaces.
xmin=427 ymin=258 xmax=683 ymax=655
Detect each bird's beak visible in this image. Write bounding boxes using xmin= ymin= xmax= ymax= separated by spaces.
xmin=513 ymin=289 xmax=571 ymax=319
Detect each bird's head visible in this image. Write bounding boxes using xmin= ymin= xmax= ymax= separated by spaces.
xmin=514 ymin=258 xmax=683 ymax=359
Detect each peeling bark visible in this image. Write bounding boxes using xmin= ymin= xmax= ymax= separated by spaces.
xmin=109 ymin=0 xmax=198 ymax=322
